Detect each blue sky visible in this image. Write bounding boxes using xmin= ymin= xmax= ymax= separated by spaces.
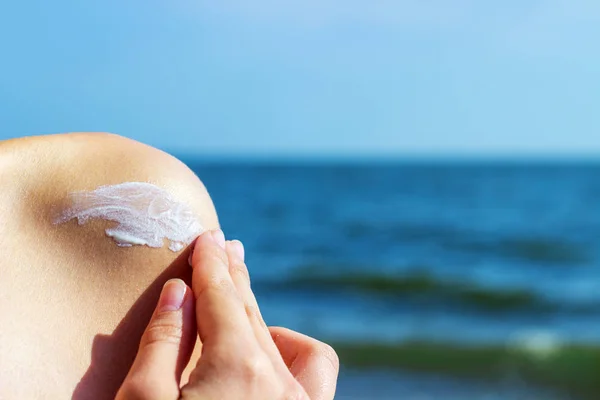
xmin=1 ymin=0 xmax=599 ymax=156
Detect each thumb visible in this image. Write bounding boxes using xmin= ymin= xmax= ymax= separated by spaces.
xmin=117 ymin=279 xmax=196 ymax=400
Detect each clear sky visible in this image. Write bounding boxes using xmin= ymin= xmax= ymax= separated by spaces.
xmin=1 ymin=0 xmax=599 ymax=156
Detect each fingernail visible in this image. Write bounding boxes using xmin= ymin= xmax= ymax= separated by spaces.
xmin=230 ymin=240 xmax=245 ymax=262
xmin=211 ymin=229 xmax=226 ymax=249
xmin=158 ymin=279 xmax=186 ymax=312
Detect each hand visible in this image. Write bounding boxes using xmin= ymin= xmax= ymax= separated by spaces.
xmin=116 ymin=230 xmax=339 ymax=400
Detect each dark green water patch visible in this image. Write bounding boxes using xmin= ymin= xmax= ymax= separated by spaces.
xmin=332 ymin=340 xmax=600 ymax=400
xmin=259 ymin=268 xmax=586 ymax=313
xmin=287 ymin=270 xmax=546 ymax=312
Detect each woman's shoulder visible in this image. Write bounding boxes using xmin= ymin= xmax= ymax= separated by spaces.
xmin=0 ymin=132 xmax=219 ymax=228
xmin=0 ymin=132 xmax=217 ymax=399
xmin=0 ymin=132 xmax=220 ymax=276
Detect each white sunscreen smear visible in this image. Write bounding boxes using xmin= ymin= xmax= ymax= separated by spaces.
xmin=55 ymin=182 xmax=204 ymax=251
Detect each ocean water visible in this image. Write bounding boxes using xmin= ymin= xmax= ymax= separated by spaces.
xmin=184 ymin=160 xmax=600 ymax=400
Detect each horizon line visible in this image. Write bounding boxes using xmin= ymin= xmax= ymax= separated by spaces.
xmin=169 ymin=151 xmax=600 ymax=164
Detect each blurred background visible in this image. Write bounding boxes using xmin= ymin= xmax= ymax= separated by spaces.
xmin=2 ymin=1 xmax=600 ymax=399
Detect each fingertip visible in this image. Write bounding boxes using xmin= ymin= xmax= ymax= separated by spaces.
xmin=227 ymin=240 xmax=245 ymax=262
xmin=189 ymin=229 xmax=226 ymax=268
xmin=210 ymin=229 xmax=226 ymax=249
xmin=189 ymin=229 xmax=233 ymax=306
xmin=158 ymin=279 xmax=187 ymax=312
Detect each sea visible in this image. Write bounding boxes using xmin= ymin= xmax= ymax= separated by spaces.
xmin=183 ymin=159 xmax=600 ymax=400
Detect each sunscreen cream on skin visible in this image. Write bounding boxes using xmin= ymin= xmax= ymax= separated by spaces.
xmin=55 ymin=182 xmax=204 ymax=251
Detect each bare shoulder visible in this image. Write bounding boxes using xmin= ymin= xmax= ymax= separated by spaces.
xmin=0 ymin=132 xmax=218 ymax=229
xmin=0 ymin=131 xmax=220 ymax=285
xmin=0 ymin=133 xmax=218 ymax=399
xmin=0 ymin=131 xmax=220 ymax=286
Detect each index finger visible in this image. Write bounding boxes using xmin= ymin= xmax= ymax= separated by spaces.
xmin=190 ymin=230 xmax=254 ymax=346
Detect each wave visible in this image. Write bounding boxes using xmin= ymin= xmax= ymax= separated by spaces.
xmin=257 ymin=267 xmax=593 ymax=313
xmin=446 ymin=237 xmax=589 ymax=265
xmin=332 ymin=339 xmax=600 ymax=399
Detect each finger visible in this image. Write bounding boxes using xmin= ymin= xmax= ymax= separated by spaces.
xmin=116 ymin=279 xmax=196 ymax=400
xmin=225 ymin=241 xmax=284 ymax=366
xmin=270 ymin=327 xmax=339 ymax=400
xmin=190 ymin=230 xmax=255 ymax=348
xmin=225 ymin=240 xmax=266 ymax=329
